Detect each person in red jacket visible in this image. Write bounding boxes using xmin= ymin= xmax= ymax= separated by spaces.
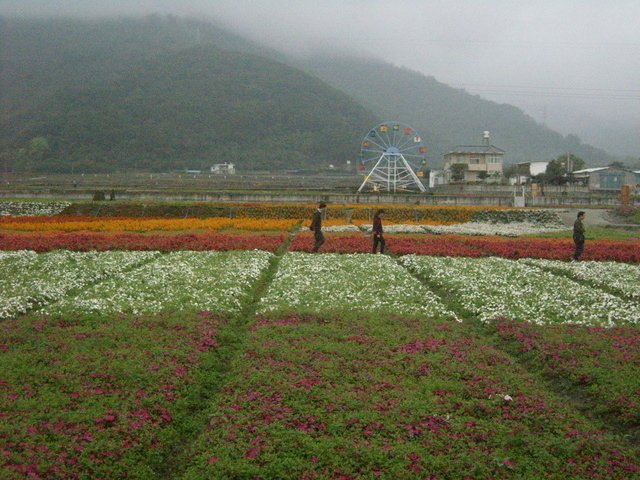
xmin=371 ymin=208 xmax=385 ymax=254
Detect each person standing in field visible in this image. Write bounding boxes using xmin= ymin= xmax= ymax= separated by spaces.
xmin=371 ymin=208 xmax=385 ymax=254
xmin=310 ymin=202 xmax=327 ymax=252
xmin=572 ymin=211 xmax=586 ymax=261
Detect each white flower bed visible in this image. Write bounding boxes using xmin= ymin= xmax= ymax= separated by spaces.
xmin=0 ymin=201 xmax=71 ymax=216
xmin=356 ymin=221 xmax=568 ymax=236
xmin=0 ymin=250 xmax=159 ymax=319
xmin=359 ymin=224 xmax=427 ymax=234
xmin=44 ymin=250 xmax=272 ymax=316
xmin=303 ymin=224 xmax=361 ymax=232
xmin=258 ymin=252 xmax=456 ymax=320
xmin=422 ymin=221 xmax=569 ymax=237
xmin=522 ymin=259 xmax=640 ymax=300
xmin=399 ymin=255 xmax=640 ymax=327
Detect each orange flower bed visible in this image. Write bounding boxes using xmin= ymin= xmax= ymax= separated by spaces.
xmin=0 ymin=216 xmax=298 ymax=232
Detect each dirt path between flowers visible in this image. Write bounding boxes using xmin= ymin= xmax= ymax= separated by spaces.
xmin=157 ymin=228 xmax=296 ymax=478
xmin=554 ymin=207 xmax=639 ymax=228
xmin=396 ymin=256 xmax=640 ymax=447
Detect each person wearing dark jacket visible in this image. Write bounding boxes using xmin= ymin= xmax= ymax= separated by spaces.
xmin=371 ymin=209 xmax=385 ymax=254
xmin=310 ymin=202 xmax=327 ymax=252
xmin=572 ymin=211 xmax=586 ymax=261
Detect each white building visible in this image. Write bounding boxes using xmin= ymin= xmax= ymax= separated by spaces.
xmin=211 ymin=163 xmax=236 ymax=175
xmin=443 ymin=132 xmax=504 ymax=183
xmin=511 ymin=161 xmax=549 ymax=184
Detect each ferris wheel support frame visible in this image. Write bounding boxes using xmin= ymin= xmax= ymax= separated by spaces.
xmin=357 ymin=151 xmax=427 ymax=193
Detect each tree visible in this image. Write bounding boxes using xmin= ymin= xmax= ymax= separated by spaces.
xmin=555 ymin=153 xmax=584 ymax=172
xmin=503 ymin=164 xmax=517 ymax=179
xmin=544 ymin=159 xmax=568 ymax=185
xmin=608 ymin=160 xmax=628 ymax=169
xmin=477 ymin=171 xmax=489 ymax=182
xmin=450 ymin=163 xmax=466 ymax=182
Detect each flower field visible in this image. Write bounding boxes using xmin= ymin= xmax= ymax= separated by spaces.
xmin=181 ymin=314 xmax=638 ymax=479
xmin=0 ymin=232 xmax=287 ymax=252
xmin=0 ymin=311 xmax=227 ymax=479
xmin=289 ymin=232 xmax=373 ymax=253
xmin=487 ymin=319 xmax=640 ymax=435
xmin=399 ymin=255 xmax=640 ymax=326
xmin=0 ymin=216 xmax=298 ymax=232
xmin=44 ymin=250 xmax=273 ymax=316
xmin=258 ymin=253 xmax=455 ymax=320
xmin=522 ymin=259 xmax=640 ymax=300
xmin=0 ymin=250 xmax=159 ymax=319
xmin=1 ymin=201 xmax=640 ymax=478
xmin=422 ymin=221 xmax=567 ymax=236
xmin=463 ymin=236 xmax=640 ymax=263
xmin=0 ymin=202 xmax=70 ymax=217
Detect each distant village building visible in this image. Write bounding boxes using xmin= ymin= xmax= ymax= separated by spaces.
xmin=572 ymin=166 xmax=637 ymax=190
xmin=211 ymin=163 xmax=236 ymax=175
xmin=511 ymin=161 xmax=549 ymax=184
xmin=428 ymin=169 xmax=446 ymax=188
xmin=443 ymin=132 xmax=504 ymax=183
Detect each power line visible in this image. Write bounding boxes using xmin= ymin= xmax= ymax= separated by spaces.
xmin=454 ymin=83 xmax=640 ymax=93
xmin=451 ymin=84 xmax=640 ymax=101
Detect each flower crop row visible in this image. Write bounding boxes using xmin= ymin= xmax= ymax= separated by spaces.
xmin=182 ymin=314 xmax=639 ymax=479
xmin=258 ymin=252 xmax=455 ymax=320
xmin=48 ymin=201 xmax=561 ymax=224
xmin=0 ymin=311 xmax=226 ymax=479
xmin=0 ymin=201 xmax=70 ymax=217
xmin=0 ymin=250 xmax=159 ymax=319
xmin=0 ymin=216 xmax=298 ymax=232
xmin=45 ymin=250 xmax=273 ymax=317
xmin=290 ymin=233 xmax=640 ymax=262
xmin=522 ymin=259 xmax=640 ymax=300
xmin=0 ymin=232 xmax=286 ymax=252
xmin=464 ymin=237 xmax=640 ymax=263
xmin=289 ymin=232 xmax=373 ymax=253
xmin=421 ymin=221 xmax=568 ymax=236
xmin=353 ymin=221 xmax=568 ymax=236
xmin=399 ymin=255 xmax=640 ymax=326
xmin=488 ymin=318 xmax=640 ymax=433
xmin=389 ymin=235 xmax=488 ymax=257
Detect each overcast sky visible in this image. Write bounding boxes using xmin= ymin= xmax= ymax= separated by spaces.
xmin=2 ymin=0 xmax=639 ymax=157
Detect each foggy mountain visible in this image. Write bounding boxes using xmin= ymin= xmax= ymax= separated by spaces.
xmin=0 ymin=15 xmax=616 ymax=174
xmin=298 ymin=56 xmax=614 ymax=166
xmin=0 ymin=17 xmax=377 ymax=173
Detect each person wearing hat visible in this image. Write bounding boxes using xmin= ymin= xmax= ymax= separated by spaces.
xmin=310 ymin=202 xmax=327 ymax=252
xmin=572 ymin=211 xmax=586 ymax=261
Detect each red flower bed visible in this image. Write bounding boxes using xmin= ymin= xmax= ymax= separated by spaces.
xmin=388 ymin=234 xmax=487 ymax=257
xmin=289 ymin=233 xmax=372 ymax=253
xmin=182 ymin=314 xmax=640 ymax=478
xmin=0 ymin=312 xmax=226 ymax=479
xmin=489 ymin=318 xmax=640 ymax=429
xmin=464 ymin=237 xmax=640 ymax=263
xmin=0 ymin=232 xmax=286 ymax=252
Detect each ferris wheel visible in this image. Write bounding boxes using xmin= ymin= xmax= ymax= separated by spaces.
xmin=357 ymin=122 xmax=427 ymax=193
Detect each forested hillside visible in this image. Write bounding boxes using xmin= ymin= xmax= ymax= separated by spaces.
xmin=0 ymin=16 xmax=614 ymax=174
xmin=300 ymin=56 xmax=613 ymax=166
xmin=0 ymin=17 xmax=377 ymax=173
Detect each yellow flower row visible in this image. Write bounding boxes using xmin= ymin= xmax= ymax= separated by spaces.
xmin=0 ymin=217 xmax=299 ymax=232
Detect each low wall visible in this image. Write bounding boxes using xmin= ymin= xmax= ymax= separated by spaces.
xmin=1 ymin=188 xmax=635 ymax=207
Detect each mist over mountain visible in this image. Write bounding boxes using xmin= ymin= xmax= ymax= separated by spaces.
xmin=0 ymin=17 xmax=376 ymax=173
xmin=0 ymin=15 xmax=617 ymax=174
xmin=298 ymin=56 xmax=614 ymax=166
